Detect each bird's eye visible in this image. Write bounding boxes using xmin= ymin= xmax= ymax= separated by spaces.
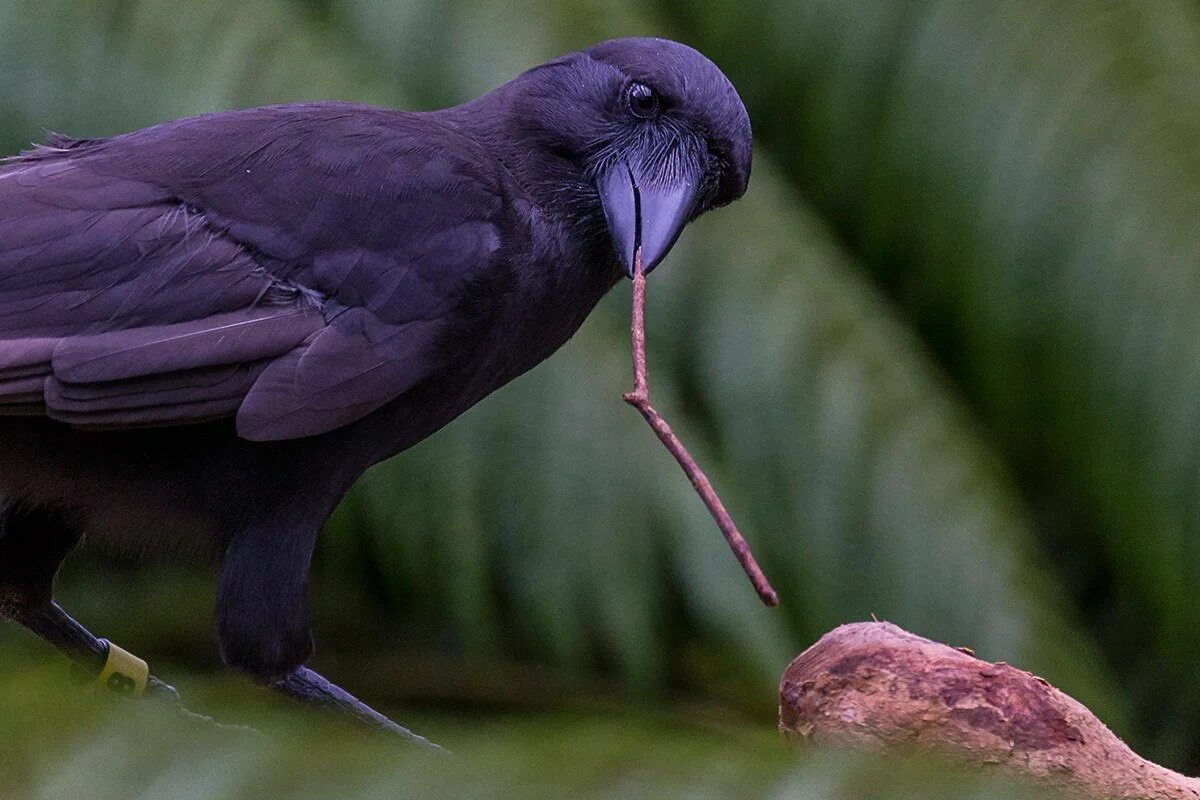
xmin=626 ymin=83 xmax=660 ymax=119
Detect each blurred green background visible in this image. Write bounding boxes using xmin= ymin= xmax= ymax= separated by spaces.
xmin=1 ymin=0 xmax=1198 ymax=796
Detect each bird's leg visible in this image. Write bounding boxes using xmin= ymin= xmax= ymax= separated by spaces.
xmin=0 ymin=504 xmax=234 ymax=723
xmin=7 ymin=596 xmax=106 ymax=673
xmin=217 ymin=519 xmax=442 ymax=751
xmin=3 ymin=598 xmax=183 ymax=703
xmin=266 ymin=666 xmax=444 ymax=751
xmin=0 ymin=503 xmax=106 ymax=671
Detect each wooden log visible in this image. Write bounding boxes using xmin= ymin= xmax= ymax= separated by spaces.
xmin=779 ymin=622 xmax=1199 ymax=799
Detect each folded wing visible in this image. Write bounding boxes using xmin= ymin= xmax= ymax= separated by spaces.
xmin=0 ymin=158 xmax=324 ymax=429
xmin=0 ymin=107 xmax=501 ymax=439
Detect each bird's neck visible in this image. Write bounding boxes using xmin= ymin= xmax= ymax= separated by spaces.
xmin=440 ymin=89 xmax=603 ymax=232
xmin=438 ymin=85 xmax=623 ymax=324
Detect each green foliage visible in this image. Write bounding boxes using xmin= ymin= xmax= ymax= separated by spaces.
xmin=669 ymin=0 xmax=1200 ymax=764
xmin=0 ymin=653 xmax=1062 ymax=800
xmin=3 ymin=0 xmax=1197 ymax=788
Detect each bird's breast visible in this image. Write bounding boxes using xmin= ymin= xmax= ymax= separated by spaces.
xmin=372 ymin=249 xmax=618 ymax=461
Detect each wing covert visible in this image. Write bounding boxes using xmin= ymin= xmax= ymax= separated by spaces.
xmin=0 ymin=103 xmax=510 ymax=437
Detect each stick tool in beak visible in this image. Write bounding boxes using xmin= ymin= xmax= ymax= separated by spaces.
xmin=621 ymin=248 xmax=779 ymax=607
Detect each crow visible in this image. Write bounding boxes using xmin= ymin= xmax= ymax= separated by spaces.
xmin=0 ymin=37 xmax=751 ymax=745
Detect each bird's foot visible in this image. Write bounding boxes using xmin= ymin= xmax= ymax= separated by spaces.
xmin=141 ymin=674 xmax=265 ymax=737
xmin=1 ymin=598 xmax=258 ymax=736
xmin=78 ymin=640 xmax=261 ymax=736
xmin=267 ymin=666 xmax=445 ymax=753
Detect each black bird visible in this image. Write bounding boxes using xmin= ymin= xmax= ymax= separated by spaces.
xmin=0 ymin=37 xmax=751 ymax=744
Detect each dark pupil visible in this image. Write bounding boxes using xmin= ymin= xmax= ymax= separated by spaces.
xmin=629 ymin=84 xmax=658 ymax=117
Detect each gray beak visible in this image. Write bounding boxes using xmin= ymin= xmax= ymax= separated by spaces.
xmin=598 ymin=161 xmax=700 ymax=278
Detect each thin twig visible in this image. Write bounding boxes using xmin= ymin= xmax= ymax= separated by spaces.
xmin=623 ymin=250 xmax=779 ymax=607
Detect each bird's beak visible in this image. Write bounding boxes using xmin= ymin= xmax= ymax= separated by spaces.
xmin=598 ymin=161 xmax=700 ymax=278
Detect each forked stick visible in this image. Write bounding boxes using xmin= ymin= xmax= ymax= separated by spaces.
xmin=623 ymin=250 xmax=779 ymax=607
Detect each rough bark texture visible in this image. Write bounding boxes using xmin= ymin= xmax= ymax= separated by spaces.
xmin=779 ymin=622 xmax=1199 ymax=799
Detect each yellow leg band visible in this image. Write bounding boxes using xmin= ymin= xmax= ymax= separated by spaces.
xmin=94 ymin=640 xmax=149 ymax=698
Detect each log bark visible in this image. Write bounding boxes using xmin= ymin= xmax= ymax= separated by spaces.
xmin=779 ymin=622 xmax=1199 ymax=799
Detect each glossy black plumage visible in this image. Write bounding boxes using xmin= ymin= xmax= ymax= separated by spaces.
xmin=0 ymin=105 xmax=508 ymax=438
xmin=0 ymin=37 xmax=751 ymax=742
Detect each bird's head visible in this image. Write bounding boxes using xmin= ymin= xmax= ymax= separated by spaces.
xmin=502 ymin=37 xmax=752 ymax=277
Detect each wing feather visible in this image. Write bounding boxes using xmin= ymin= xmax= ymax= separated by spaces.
xmin=45 ymin=396 xmax=246 ymax=430
xmin=52 ymin=307 xmax=322 ymax=383
xmin=0 ymin=103 xmax=507 ymax=438
xmin=236 ymin=311 xmax=442 ymax=440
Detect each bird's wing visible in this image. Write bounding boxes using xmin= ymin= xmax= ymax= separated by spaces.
xmin=0 ymin=104 xmax=510 ymax=439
